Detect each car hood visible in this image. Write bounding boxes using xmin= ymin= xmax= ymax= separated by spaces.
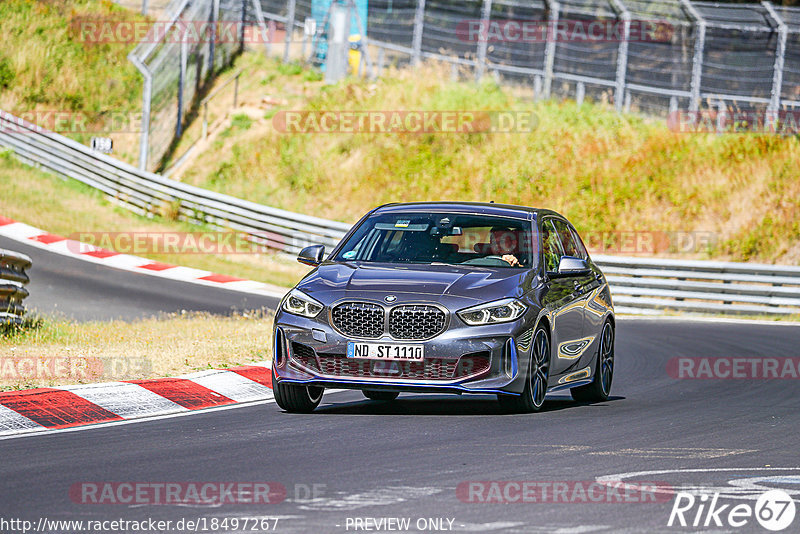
xmin=297 ymin=262 xmax=530 ymax=305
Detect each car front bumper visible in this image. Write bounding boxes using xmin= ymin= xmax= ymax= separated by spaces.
xmin=272 ymin=310 xmax=533 ymax=395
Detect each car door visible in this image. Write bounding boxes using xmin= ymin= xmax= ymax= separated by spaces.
xmin=550 ymin=218 xmax=598 ymax=374
xmin=540 ymin=217 xmax=586 ymax=376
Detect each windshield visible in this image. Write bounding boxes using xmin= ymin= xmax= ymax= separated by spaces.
xmin=334 ymin=212 xmax=537 ymax=268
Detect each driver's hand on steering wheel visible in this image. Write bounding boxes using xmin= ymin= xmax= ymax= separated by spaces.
xmin=502 ymin=254 xmax=519 ymax=267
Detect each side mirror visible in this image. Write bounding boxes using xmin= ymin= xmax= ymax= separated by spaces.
xmin=297 ymin=245 xmax=325 ymax=266
xmin=550 ymin=256 xmax=591 ymax=278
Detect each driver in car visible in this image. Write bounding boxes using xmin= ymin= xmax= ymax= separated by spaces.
xmin=489 ymin=228 xmax=521 ymax=267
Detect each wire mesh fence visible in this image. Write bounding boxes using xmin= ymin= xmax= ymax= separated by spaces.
xmin=125 ymin=0 xmax=800 ymax=170
xmin=127 ymin=0 xmax=258 ymax=171
xmin=259 ymin=0 xmax=800 ymax=119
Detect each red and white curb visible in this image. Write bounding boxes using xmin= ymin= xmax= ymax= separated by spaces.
xmin=0 ymin=215 xmax=287 ymax=298
xmin=0 ymin=362 xmax=274 ymax=438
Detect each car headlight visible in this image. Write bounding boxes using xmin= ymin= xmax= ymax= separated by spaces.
xmin=282 ymin=289 xmax=324 ymax=318
xmin=457 ymin=298 xmax=527 ymax=326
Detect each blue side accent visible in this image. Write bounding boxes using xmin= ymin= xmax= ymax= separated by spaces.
xmin=509 ymin=338 xmax=519 ymax=379
xmin=279 ymin=377 xmax=519 ymax=396
xmin=273 ymin=328 xmax=281 ymax=366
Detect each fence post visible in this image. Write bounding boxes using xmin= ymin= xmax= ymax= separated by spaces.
xmin=610 ymin=0 xmax=630 ymax=112
xmin=250 ymin=0 xmax=272 ymax=56
xmin=208 ymin=0 xmax=220 ymax=75
xmin=543 ymin=0 xmax=560 ymax=98
xmin=412 ymin=0 xmax=426 ymax=66
xmin=762 ymin=1 xmax=787 ymax=120
xmin=239 ymin=0 xmax=248 ymax=55
xmin=177 ymin=39 xmax=187 ymax=138
xmin=129 ymin=54 xmax=152 ymax=171
xmin=284 ymin=0 xmax=297 ymax=62
xmin=475 ymin=0 xmax=493 ymax=80
xmin=681 ymin=0 xmax=705 ymax=113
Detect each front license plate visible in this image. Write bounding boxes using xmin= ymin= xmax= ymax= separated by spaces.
xmin=346 ymin=342 xmax=424 ymax=361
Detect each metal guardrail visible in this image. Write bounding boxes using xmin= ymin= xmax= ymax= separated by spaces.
xmin=0 ymin=110 xmax=351 ymax=255
xmin=0 ymin=249 xmax=32 ymax=325
xmin=1 ymin=110 xmax=799 ymax=317
xmin=594 ymin=255 xmax=800 ymax=316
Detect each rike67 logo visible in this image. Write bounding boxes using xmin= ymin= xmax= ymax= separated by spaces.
xmin=668 ymin=490 xmax=796 ymax=531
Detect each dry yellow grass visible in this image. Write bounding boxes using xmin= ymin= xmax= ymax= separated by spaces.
xmin=0 ymin=311 xmax=274 ymax=391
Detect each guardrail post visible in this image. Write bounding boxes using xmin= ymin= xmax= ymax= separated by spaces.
xmin=610 ymin=0 xmax=631 ymax=112
xmin=284 ymin=0 xmax=297 ymax=63
xmin=412 ymin=0 xmax=426 ymax=66
xmin=681 ymin=0 xmax=705 ymax=113
xmin=475 ymin=0 xmax=493 ymax=80
xmin=543 ymin=0 xmax=560 ymax=98
xmin=762 ymin=1 xmax=787 ymax=124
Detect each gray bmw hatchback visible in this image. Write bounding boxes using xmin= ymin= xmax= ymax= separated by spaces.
xmin=272 ymin=202 xmax=614 ymax=413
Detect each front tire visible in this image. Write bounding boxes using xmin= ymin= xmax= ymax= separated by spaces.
xmin=497 ymin=325 xmax=550 ymax=413
xmin=571 ymin=320 xmax=614 ymax=403
xmin=362 ymin=390 xmax=399 ymax=401
xmin=272 ymin=366 xmax=324 ymax=413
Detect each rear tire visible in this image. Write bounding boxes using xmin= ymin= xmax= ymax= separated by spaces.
xmin=497 ymin=325 xmax=550 ymax=413
xmin=272 ymin=366 xmax=324 ymax=413
xmin=571 ymin=320 xmax=614 ymax=403
xmin=362 ymin=390 xmax=399 ymax=401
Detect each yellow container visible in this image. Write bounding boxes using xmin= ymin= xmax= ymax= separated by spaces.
xmin=348 ymin=34 xmax=362 ymax=76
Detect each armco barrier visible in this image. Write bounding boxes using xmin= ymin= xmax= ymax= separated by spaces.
xmin=0 ymin=111 xmax=350 ymax=256
xmin=1 ymin=109 xmax=798 ymax=317
xmin=0 ymin=248 xmax=32 ymax=324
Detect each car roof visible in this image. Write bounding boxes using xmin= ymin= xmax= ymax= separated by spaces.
xmin=372 ymin=201 xmax=565 ymax=221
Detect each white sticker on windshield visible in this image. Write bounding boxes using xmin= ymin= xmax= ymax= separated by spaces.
xmin=395 ymin=220 xmax=410 ymax=228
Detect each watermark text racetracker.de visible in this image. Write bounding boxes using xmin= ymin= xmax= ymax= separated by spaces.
xmin=71 ymin=17 xmax=275 ymax=45
xmin=667 ymin=357 xmax=800 ymax=380
xmin=456 ymin=19 xmax=674 ymax=43
xmin=272 ymin=111 xmax=538 ymax=134
xmin=0 ymin=356 xmax=150 ymax=382
xmin=0 ymin=110 xmax=141 ymax=134
xmin=668 ymin=110 xmax=800 ymax=135
xmin=457 ymin=480 xmax=674 ymax=503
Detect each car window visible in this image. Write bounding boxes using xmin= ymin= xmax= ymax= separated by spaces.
xmin=569 ymin=226 xmax=589 ymax=260
xmin=552 ymin=219 xmax=581 ymax=258
xmin=334 ymin=212 xmax=537 ymax=269
xmin=541 ymin=219 xmax=563 ymax=273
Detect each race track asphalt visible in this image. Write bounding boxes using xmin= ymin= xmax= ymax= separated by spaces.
xmin=1 ymin=237 xmax=798 ymax=533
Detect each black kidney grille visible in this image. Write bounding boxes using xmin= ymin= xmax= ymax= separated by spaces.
xmin=389 ymin=305 xmax=446 ymax=340
xmin=331 ymin=302 xmax=385 ymax=338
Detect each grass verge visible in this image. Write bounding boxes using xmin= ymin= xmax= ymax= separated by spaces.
xmin=0 ymin=311 xmax=273 ymax=391
xmin=0 ymin=0 xmax=146 ymax=164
